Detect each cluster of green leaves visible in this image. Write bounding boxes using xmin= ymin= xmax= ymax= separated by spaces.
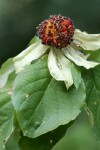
xmin=0 ymin=39 xmax=100 ymax=150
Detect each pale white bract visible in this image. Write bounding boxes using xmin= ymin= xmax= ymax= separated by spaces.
xmin=13 ymin=40 xmax=49 ymax=73
xmin=13 ymin=29 xmax=100 ymax=89
xmin=73 ymin=29 xmax=100 ymax=50
xmin=48 ymin=48 xmax=73 ymax=89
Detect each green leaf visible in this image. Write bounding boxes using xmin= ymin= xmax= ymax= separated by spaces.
xmin=83 ymin=65 xmax=100 ymax=140
xmin=0 ymin=133 xmax=4 ymax=150
xmin=19 ymin=122 xmax=73 ymax=150
xmin=5 ymin=130 xmax=20 ymax=150
xmin=0 ymin=69 xmax=15 ymax=149
xmin=29 ymin=36 xmax=40 ymax=45
xmin=71 ymin=63 xmax=81 ymax=89
xmin=5 ymin=122 xmax=21 ymax=150
xmin=12 ymin=55 xmax=86 ymax=138
xmin=0 ymin=90 xmax=14 ymax=149
xmin=0 ymin=58 xmax=15 ymax=89
xmin=88 ymin=50 xmax=100 ymax=63
xmin=5 ymin=136 xmax=20 ymax=150
xmin=83 ymin=49 xmax=100 ymax=63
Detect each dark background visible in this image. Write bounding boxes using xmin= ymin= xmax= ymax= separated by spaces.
xmin=0 ymin=0 xmax=100 ymax=66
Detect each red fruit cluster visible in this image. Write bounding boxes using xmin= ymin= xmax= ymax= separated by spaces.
xmin=37 ymin=15 xmax=75 ymax=49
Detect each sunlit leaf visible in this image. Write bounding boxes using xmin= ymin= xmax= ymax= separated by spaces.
xmin=12 ymin=55 xmax=85 ymax=138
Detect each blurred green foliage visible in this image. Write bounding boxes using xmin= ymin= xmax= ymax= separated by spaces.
xmin=0 ymin=0 xmax=100 ymax=65
xmin=53 ymin=111 xmax=100 ymax=150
